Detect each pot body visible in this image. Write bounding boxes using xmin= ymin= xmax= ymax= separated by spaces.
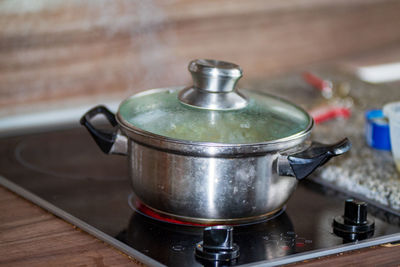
xmin=128 ymin=139 xmax=299 ymax=224
xmin=81 ymin=102 xmax=350 ymax=224
xmin=80 ymin=59 xmax=351 ymax=223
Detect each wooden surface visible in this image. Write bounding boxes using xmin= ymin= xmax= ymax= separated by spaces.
xmin=0 ymin=186 xmax=141 ymax=267
xmin=2 ymin=0 xmax=400 ymax=113
xmin=291 ymin=245 xmax=400 ymax=266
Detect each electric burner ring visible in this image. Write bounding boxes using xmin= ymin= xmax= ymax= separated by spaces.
xmin=127 ymin=192 xmax=286 ymax=227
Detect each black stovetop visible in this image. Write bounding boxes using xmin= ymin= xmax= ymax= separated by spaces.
xmin=0 ymin=127 xmax=399 ymax=266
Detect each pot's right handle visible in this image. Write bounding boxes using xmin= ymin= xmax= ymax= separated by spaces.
xmin=278 ymin=138 xmax=351 ymax=180
xmin=80 ymin=105 xmax=128 ymax=155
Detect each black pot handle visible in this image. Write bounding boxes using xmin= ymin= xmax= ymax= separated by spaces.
xmin=279 ymin=138 xmax=351 ymax=180
xmin=80 ymin=105 xmax=127 ymax=155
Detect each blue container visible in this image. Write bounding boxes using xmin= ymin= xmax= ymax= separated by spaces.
xmin=365 ymin=109 xmax=391 ymax=150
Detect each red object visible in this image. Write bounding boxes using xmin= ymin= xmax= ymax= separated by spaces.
xmin=136 ymin=201 xmax=217 ymax=226
xmin=303 ymin=72 xmax=332 ymax=93
xmin=303 ymin=71 xmax=352 ymax=123
xmin=310 ymin=106 xmax=351 ymax=124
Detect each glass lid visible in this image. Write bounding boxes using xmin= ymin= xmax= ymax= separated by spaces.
xmin=118 ymin=59 xmax=312 ymax=144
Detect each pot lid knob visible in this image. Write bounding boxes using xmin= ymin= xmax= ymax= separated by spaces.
xmin=189 ymin=59 xmax=242 ymax=93
xmin=178 ymin=59 xmax=248 ymax=110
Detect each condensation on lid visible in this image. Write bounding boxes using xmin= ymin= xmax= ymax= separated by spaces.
xmin=118 ymin=88 xmax=311 ymax=144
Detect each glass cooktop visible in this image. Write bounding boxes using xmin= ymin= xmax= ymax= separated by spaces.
xmin=0 ymin=127 xmax=399 ymax=266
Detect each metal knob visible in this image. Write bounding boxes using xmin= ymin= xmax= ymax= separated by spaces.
xmin=189 ymin=59 xmax=242 ymax=93
xmin=179 ymin=59 xmax=248 ymax=110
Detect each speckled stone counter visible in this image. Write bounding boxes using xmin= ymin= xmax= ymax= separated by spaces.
xmin=246 ymin=68 xmax=400 ymax=212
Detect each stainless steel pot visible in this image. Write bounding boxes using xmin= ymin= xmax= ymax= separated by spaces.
xmin=81 ymin=59 xmax=350 ymax=224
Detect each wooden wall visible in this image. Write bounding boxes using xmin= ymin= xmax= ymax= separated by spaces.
xmin=1 ymin=0 xmax=400 ymax=110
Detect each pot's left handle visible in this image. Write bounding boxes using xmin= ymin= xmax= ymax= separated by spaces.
xmin=80 ymin=105 xmax=128 ymax=155
xmin=278 ymin=138 xmax=351 ymax=180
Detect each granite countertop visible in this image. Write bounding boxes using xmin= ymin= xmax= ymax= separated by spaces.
xmin=246 ymin=68 xmax=400 ymax=212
